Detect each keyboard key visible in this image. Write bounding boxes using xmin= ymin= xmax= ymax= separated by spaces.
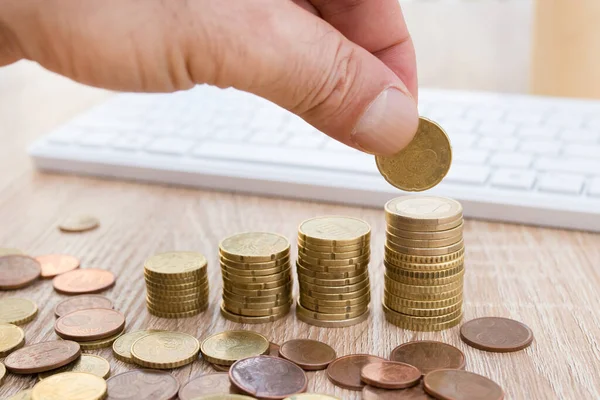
xmin=77 ymin=131 xmax=117 ymax=147
xmin=489 ymin=153 xmax=533 ymax=168
xmin=561 ymin=129 xmax=600 ymax=143
xmin=491 ymin=169 xmax=536 ymax=190
xmin=249 ymin=131 xmax=287 ymax=145
xmin=449 ymin=133 xmax=478 ymax=148
xmin=589 ymin=178 xmax=600 ymax=197
xmin=438 ymin=118 xmax=478 ymax=133
xmin=518 ymin=126 xmax=559 ymax=138
xmin=445 ymin=164 xmax=490 ymax=185
xmin=519 ymin=140 xmax=562 ymax=155
xmin=453 ymin=149 xmax=489 ymax=165
xmin=506 ymin=111 xmax=544 ymax=125
xmin=545 ymin=113 xmax=582 ymax=129
xmin=538 ymin=173 xmax=584 ymax=195
xmin=465 ymin=108 xmax=504 ymax=122
xmin=145 ymin=137 xmax=195 ymax=155
xmin=478 ymin=122 xmax=517 ymax=136
xmin=564 ymin=144 xmax=600 ymax=159
xmin=477 ymin=137 xmax=518 ymax=151
xmin=427 ymin=105 xmax=465 ymax=120
xmin=112 ymin=135 xmax=150 ymax=151
xmin=213 ymin=128 xmax=250 ymax=141
xmin=535 ymin=157 xmax=600 ymax=174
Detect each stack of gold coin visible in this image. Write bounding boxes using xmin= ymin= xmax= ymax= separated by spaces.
xmin=144 ymin=251 xmax=209 ymax=318
xmin=219 ymin=232 xmax=293 ymax=324
xmin=296 ymin=216 xmax=372 ymax=328
xmin=383 ymin=196 xmax=465 ymax=331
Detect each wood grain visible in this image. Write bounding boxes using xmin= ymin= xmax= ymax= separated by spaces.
xmin=1 ymin=63 xmax=600 ymax=400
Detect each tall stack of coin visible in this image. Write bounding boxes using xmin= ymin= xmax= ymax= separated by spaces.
xmin=219 ymin=232 xmax=293 ymax=323
xmin=296 ymin=216 xmax=371 ymax=327
xmin=383 ymin=196 xmax=465 ymax=331
xmin=144 ymin=251 xmax=209 ymax=318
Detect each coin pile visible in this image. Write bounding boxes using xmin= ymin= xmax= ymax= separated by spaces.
xmin=383 ymin=196 xmax=465 ymax=331
xmin=144 ymin=251 xmax=209 ymax=318
xmin=296 ymin=216 xmax=372 ymax=327
xmin=219 ymin=232 xmax=293 ymax=323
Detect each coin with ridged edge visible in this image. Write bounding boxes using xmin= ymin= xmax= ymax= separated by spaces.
xmin=327 ymin=354 xmax=386 ymax=391
xmin=106 ymin=369 xmax=180 ymax=400
xmin=385 ymin=196 xmax=462 ymax=226
xmin=297 ymin=308 xmax=370 ymax=328
xmin=219 ymin=232 xmax=290 ymax=263
xmin=32 ymin=372 xmax=107 ymax=400
xmin=223 ymin=300 xmax=293 ymax=317
xmin=360 ymin=361 xmax=421 ymax=389
xmin=383 ymin=303 xmax=462 ymax=324
xmin=4 ymin=340 xmax=81 ymax=374
xmin=284 ymin=395 xmax=341 ymax=400
xmin=112 ymin=330 xmax=163 ymax=363
xmin=278 ymin=339 xmax=336 ymax=371
xmin=54 ymin=295 xmax=114 ymax=318
xmin=385 ymin=239 xmax=464 ymax=257
xmin=390 ymin=340 xmax=466 ymax=375
xmin=220 ymin=305 xmax=290 ymax=324
xmin=58 ymin=215 xmax=100 ymax=232
xmin=0 ymin=248 xmax=23 ymax=256
xmin=0 ymin=323 xmax=25 ymax=357
xmin=200 ymin=330 xmax=270 ymax=366
xmin=0 ymin=298 xmax=38 ymax=325
xmin=424 ymin=369 xmax=504 ymax=400
xmin=0 ymin=362 xmax=5 ymax=384
xmin=220 ymin=255 xmax=291 ymax=271
xmin=38 ymin=354 xmax=110 ymax=380
xmin=387 ymin=300 xmax=463 ymax=317
xmin=300 ymin=299 xmax=369 ymax=314
xmin=189 ymin=395 xmax=256 ymax=400
xmin=384 ymin=290 xmax=463 ymax=309
xmin=384 ymin=255 xmax=464 ymax=272
xmin=145 ymin=251 xmax=208 ymax=278
xmin=0 ymin=255 xmax=41 ymax=289
xmin=385 ymin=246 xmax=464 ymax=264
xmin=296 ymin=303 xmax=367 ymax=321
xmin=5 ymin=389 xmax=33 ymax=400
xmin=387 ymin=222 xmax=464 ymax=240
xmin=54 ymin=308 xmax=125 ymax=342
xmin=385 ymin=270 xmax=464 ymax=287
xmin=178 ymin=373 xmax=236 ymax=399
xmin=79 ymin=330 xmax=124 ymax=350
xmin=131 ymin=331 xmax=200 ymax=369
xmin=298 ymin=216 xmax=371 ymax=246
xmin=385 ymin=311 xmax=463 ymax=332
xmin=299 ymin=278 xmax=370 ymax=295
xmin=299 ymin=292 xmax=370 ymax=308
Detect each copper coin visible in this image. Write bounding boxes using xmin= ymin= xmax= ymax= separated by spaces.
xmin=179 ymin=373 xmax=236 ymax=400
xmin=212 ymin=363 xmax=230 ymax=372
xmin=36 ymin=254 xmax=80 ymax=278
xmin=269 ymin=342 xmax=280 ymax=357
xmin=55 ymin=308 xmax=125 ymax=342
xmin=363 ymin=382 xmax=434 ymax=399
xmin=423 ymin=369 xmax=504 ymax=400
xmin=4 ymin=340 xmax=81 ymax=374
xmin=327 ymin=354 xmax=386 ymax=391
xmin=53 ymin=268 xmax=115 ymax=294
xmin=54 ymin=295 xmax=114 ymax=318
xmin=0 ymin=255 xmax=41 ymax=289
xmin=360 ymin=361 xmax=421 ymax=389
xmin=229 ymin=355 xmax=308 ymax=399
xmin=106 ymin=369 xmax=179 ymax=400
xmin=279 ymin=339 xmax=336 ymax=370
xmin=390 ymin=341 xmax=465 ymax=375
xmin=460 ymin=317 xmax=534 ymax=352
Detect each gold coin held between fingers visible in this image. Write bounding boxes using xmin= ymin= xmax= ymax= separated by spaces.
xmin=0 ymin=298 xmax=38 ymax=325
xmin=200 ymin=330 xmax=270 ymax=366
xmin=131 ymin=331 xmax=200 ymax=369
xmin=38 ymin=354 xmax=111 ymax=380
xmin=376 ymin=117 xmax=452 ymax=192
xmin=32 ymin=372 xmax=107 ymax=400
xmin=0 ymin=323 xmax=25 ymax=357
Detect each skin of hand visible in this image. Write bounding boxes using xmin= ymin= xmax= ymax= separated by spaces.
xmin=0 ymin=0 xmax=419 ymax=155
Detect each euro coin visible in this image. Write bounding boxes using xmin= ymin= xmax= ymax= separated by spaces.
xmin=299 ymin=298 xmax=369 ymax=314
xmin=384 ymin=245 xmax=464 ymax=264
xmin=298 ymin=216 xmax=370 ymax=246
xmin=221 ymin=268 xmax=290 ymax=283
xmin=200 ymin=330 xmax=270 ymax=366
xmin=296 ymin=264 xmax=367 ymax=279
xmin=131 ymin=331 xmax=200 ymax=369
xmin=32 ymin=372 xmax=107 ymax=400
xmin=386 ymin=299 xmax=463 ymax=317
xmin=0 ymin=298 xmax=38 ymax=325
xmin=299 ymin=292 xmax=371 ymax=308
xmin=144 ymin=251 xmax=208 ymax=278
xmin=387 ymin=222 xmax=464 ymax=240
xmin=222 ymin=289 xmax=291 ymax=304
xmin=385 ymin=196 xmax=462 ymax=227
xmin=385 ymin=239 xmax=464 ymax=257
xmin=219 ymin=232 xmax=290 ymax=262
xmin=220 ymin=255 xmax=291 ymax=270
xmin=383 ymin=303 xmax=461 ymax=323
xmin=220 ymin=305 xmax=290 ymax=324
xmin=297 ymin=307 xmax=369 ymax=328
xmin=222 ymin=276 xmax=290 ymax=290
xmin=297 ymin=237 xmax=367 ymax=252
xmin=224 ymin=281 xmax=292 ymax=297
xmin=220 ymin=262 xmax=289 ymax=277
xmin=296 ymin=303 xmax=367 ymax=321
xmin=79 ymin=330 xmax=124 ymax=350
xmin=298 ymin=250 xmax=370 ymax=266
xmin=58 ymin=215 xmax=100 ymax=233
xmin=384 ymin=262 xmax=464 ymax=280
xmin=112 ymin=330 xmax=163 ymax=363
xmin=383 ymin=255 xmax=464 ymax=272
xmin=299 ymin=278 xmax=370 ymax=294
xmin=384 ymin=290 xmax=462 ymax=309
xmin=148 ymin=307 xmax=207 ymax=319
xmin=297 ymin=270 xmax=369 ymax=287
xmin=298 ymin=246 xmax=369 ymax=260
xmin=223 ymin=300 xmax=293 ymax=317
xmin=0 ymin=324 xmax=25 ymax=357
xmin=300 ymin=285 xmax=369 ymax=301
xmin=386 ymin=230 xmax=462 ymax=248
xmin=223 ymin=295 xmax=289 ymax=310
xmin=38 ymin=354 xmax=111 ymax=380
xmin=385 ymin=270 xmax=464 ymax=286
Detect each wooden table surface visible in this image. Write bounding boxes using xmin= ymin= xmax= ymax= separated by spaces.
xmin=1 ymin=62 xmax=600 ymax=400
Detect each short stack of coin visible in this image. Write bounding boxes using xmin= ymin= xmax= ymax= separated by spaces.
xmin=219 ymin=232 xmax=293 ymax=323
xmin=383 ymin=196 xmax=465 ymax=331
xmin=144 ymin=251 xmax=209 ymax=318
xmin=296 ymin=216 xmax=372 ymax=327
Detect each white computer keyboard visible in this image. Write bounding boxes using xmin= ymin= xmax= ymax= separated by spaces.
xmin=29 ymin=86 xmax=600 ymax=232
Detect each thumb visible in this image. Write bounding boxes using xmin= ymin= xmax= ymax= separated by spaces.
xmin=185 ymin=2 xmax=420 ymax=155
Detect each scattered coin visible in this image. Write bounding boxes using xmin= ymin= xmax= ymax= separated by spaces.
xmin=376 ymin=117 xmax=452 ymax=192
xmin=106 ymin=369 xmax=179 ymax=400
xmin=0 ymin=298 xmax=38 ymax=325
xmin=4 ymin=340 xmax=81 ymax=374
xmin=55 ymin=308 xmax=125 ymax=342
xmin=179 ymin=373 xmax=236 ymax=400
xmin=0 ymin=255 xmax=41 ymax=289
xmin=200 ymin=330 xmax=270 ymax=366
xmin=278 ymin=339 xmax=336 ymax=371
xmin=32 ymin=371 xmax=107 ymax=400
xmin=460 ymin=317 xmax=534 ymax=353
xmin=35 ymin=254 xmax=80 ymax=278
xmin=283 ymin=395 xmax=341 ymax=400
xmin=5 ymin=389 xmax=33 ymax=400
xmin=38 ymin=354 xmax=111 ymax=380
xmin=362 ymin=382 xmax=433 ymax=400
xmin=58 ymin=215 xmax=100 ymax=233
xmin=53 ymin=294 xmax=114 ymax=318
xmin=211 ymin=363 xmax=230 ymax=372
xmin=390 ymin=341 xmax=466 ymax=375
xmin=189 ymin=396 xmax=256 ymax=400
xmin=269 ymin=342 xmax=280 ymax=357
xmin=131 ymin=331 xmax=200 ymax=369
xmin=423 ymin=369 xmax=504 ymax=400
xmin=0 ymin=361 xmax=5 ymax=383
xmin=79 ymin=330 xmax=124 ymax=350
xmin=327 ymin=354 xmax=386 ymax=391
xmin=112 ymin=330 xmax=161 ymax=363
xmin=229 ymin=355 xmax=308 ymax=399
xmin=0 ymin=248 xmax=23 ymax=256
xmin=0 ymin=323 xmax=26 ymax=357
xmin=53 ymin=268 xmax=115 ymax=294
xmin=360 ymin=361 xmax=421 ymax=389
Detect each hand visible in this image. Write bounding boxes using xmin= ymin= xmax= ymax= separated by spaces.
xmin=0 ymin=0 xmax=419 ymax=155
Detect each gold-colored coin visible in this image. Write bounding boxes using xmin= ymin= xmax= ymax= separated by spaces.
xmin=301 ymin=285 xmax=370 ymax=301
xmin=376 ymin=119 xmax=452 ymax=192
xmin=223 ymin=276 xmax=291 ymax=291
xmin=0 ymin=248 xmax=23 ymax=256
xmin=146 ymin=291 xmax=208 ymax=303
xmin=298 ymin=216 xmax=371 ymax=246
xmin=386 ymin=230 xmax=462 ymax=249
xmin=145 ymin=279 xmax=209 ymax=291
xmin=58 ymin=215 xmax=100 ymax=233
xmin=219 ymin=232 xmax=290 ymax=262
xmin=146 ymin=285 xmax=208 ymax=298
xmin=0 ymin=361 xmax=5 ymax=384
xmin=297 ymin=252 xmax=370 ymax=268
xmin=384 ymin=310 xmax=463 ymax=332
xmin=384 ymin=283 xmax=463 ymax=301
xmin=298 ymin=247 xmax=370 ymax=261
xmin=221 ymin=267 xmax=290 ymax=283
xmin=297 ymin=237 xmax=366 ymax=253
xmin=384 ymin=290 xmax=463 ymax=309
xmin=32 ymin=372 xmax=107 ymax=400
xmin=223 ymin=299 xmax=293 ymax=317
xmin=222 ymin=288 xmax=291 ymax=304
xmin=386 ymin=299 xmax=463 ymax=317
xmin=112 ymin=330 xmax=162 ymax=363
xmin=382 ymin=303 xmax=462 ymax=324
xmin=144 ymin=269 xmax=207 ymax=283
xmin=387 ymin=222 xmax=464 ymax=240
xmin=222 ymin=295 xmax=289 ymax=310
xmin=219 ymin=255 xmax=291 ymax=271
xmin=0 ymin=323 xmax=25 ymax=356
xmin=79 ymin=330 xmax=124 ymax=350
xmin=384 ymin=245 xmax=464 ymax=264
xmin=220 ymin=306 xmax=289 ymax=324
xmin=131 ymin=331 xmax=200 ymax=369
xmin=385 ymin=239 xmax=464 ymax=257
xmin=298 ymin=300 xmax=369 ymax=316
xmin=296 ymin=303 xmax=367 ymax=321
xmin=385 ymin=270 xmax=464 ymax=286
xmin=296 ymin=263 xmax=367 ymax=279
xmin=0 ymin=298 xmax=38 ymax=325
xmin=144 ymin=251 xmax=208 ymax=278
xmin=299 ymin=278 xmax=370 ymax=295
xmin=38 ymin=354 xmax=111 ymax=380
xmin=147 ymin=307 xmax=206 ymax=319
xmin=221 ymin=262 xmax=289 ymax=277
xmin=385 ymin=261 xmax=464 ymax=280
xmin=284 ymin=394 xmax=342 ymax=400
xmin=200 ymin=330 xmax=270 ymax=366
xmin=297 ymin=270 xmax=369 ymax=287
xmin=189 ymin=395 xmax=256 ymax=400
xmin=296 ymin=307 xmax=369 ymax=328
xmin=384 ymin=254 xmax=464 ymax=272
xmin=224 ymin=281 xmax=292 ymax=297
xmin=6 ymin=389 xmax=33 ymax=400
xmin=385 ymin=195 xmax=462 ymax=226
xmin=146 ymin=298 xmax=209 ymax=313
xmin=299 ymin=292 xmax=371 ymax=308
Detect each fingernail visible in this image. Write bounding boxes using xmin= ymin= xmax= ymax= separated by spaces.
xmin=351 ymin=88 xmax=419 ymax=155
